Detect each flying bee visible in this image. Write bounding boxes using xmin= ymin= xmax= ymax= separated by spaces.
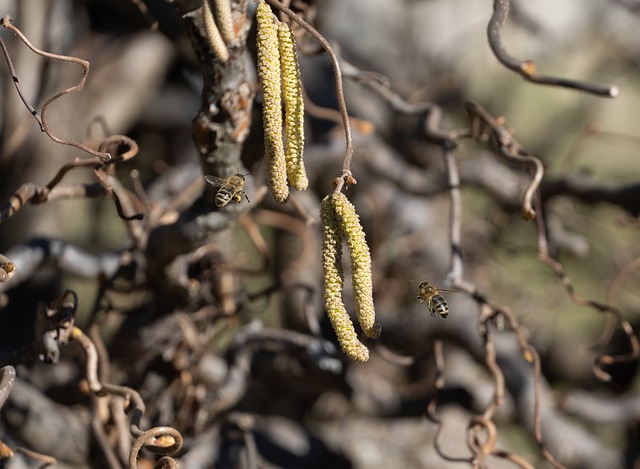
xmin=205 ymin=172 xmax=250 ymax=207
xmin=415 ymin=281 xmax=457 ymax=319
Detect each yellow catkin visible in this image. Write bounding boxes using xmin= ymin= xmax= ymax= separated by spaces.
xmin=321 ymin=196 xmax=369 ymax=362
xmin=202 ymin=0 xmax=229 ymax=62
xmin=213 ymin=0 xmax=234 ymax=45
xmin=278 ymin=22 xmax=307 ymax=191
xmin=256 ymin=1 xmax=288 ymax=203
xmin=331 ymin=192 xmax=380 ymax=339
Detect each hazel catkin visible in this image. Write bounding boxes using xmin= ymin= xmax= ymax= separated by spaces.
xmin=321 ymin=196 xmax=369 ymax=362
xmin=256 ymin=1 xmax=288 ymax=203
xmin=330 ymin=192 xmax=380 ymax=339
xmin=278 ymin=22 xmax=307 ymax=191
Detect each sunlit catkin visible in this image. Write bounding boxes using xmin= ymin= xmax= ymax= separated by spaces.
xmin=321 ymin=196 xmax=369 ymax=362
xmin=330 ymin=192 xmax=380 ymax=339
xmin=278 ymin=22 xmax=307 ymax=191
xmin=256 ymin=1 xmax=288 ymax=203
xmin=202 ymin=0 xmax=229 ymax=62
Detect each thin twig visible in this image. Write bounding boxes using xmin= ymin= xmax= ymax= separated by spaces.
xmin=262 ymin=0 xmax=354 ymax=187
xmin=129 ymin=427 xmax=183 ymax=469
xmin=0 ymin=34 xmax=43 ymax=129
xmin=0 ymin=16 xmax=112 ymax=161
xmin=465 ymin=101 xmax=543 ymax=220
xmin=442 ymin=147 xmax=464 ymax=284
xmin=592 ymin=256 xmax=640 ymax=350
xmin=453 ymin=279 xmax=566 ymax=469
xmin=487 ymin=0 xmax=618 ymax=98
xmin=426 ymin=341 xmax=474 ymax=465
xmin=71 ymin=326 xmax=184 ymax=467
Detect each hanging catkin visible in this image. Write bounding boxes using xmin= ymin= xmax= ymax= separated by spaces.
xmin=321 ymin=196 xmax=370 ymax=362
xmin=256 ymin=1 xmax=288 ymax=203
xmin=278 ymin=22 xmax=307 ymax=191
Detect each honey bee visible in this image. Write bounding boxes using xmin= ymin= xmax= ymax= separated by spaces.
xmin=205 ymin=173 xmax=250 ymax=207
xmin=416 ymin=281 xmax=456 ymax=319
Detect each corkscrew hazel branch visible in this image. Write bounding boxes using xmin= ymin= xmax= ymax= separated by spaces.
xmin=71 ymin=326 xmax=184 ymax=467
xmin=320 ymin=196 xmax=369 ymax=362
xmin=0 ymin=16 xmax=112 ymax=162
xmin=256 ymin=2 xmax=289 ymax=203
xmin=465 ymin=101 xmax=542 ymax=220
xmin=487 ymin=0 xmax=618 ymax=98
xmin=278 ymin=22 xmax=308 ymax=191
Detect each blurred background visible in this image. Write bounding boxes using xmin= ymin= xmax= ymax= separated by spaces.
xmin=0 ymin=0 xmax=639 ymax=468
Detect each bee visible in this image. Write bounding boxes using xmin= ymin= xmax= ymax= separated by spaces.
xmin=205 ymin=172 xmax=250 ymax=207
xmin=416 ymin=281 xmax=456 ymax=319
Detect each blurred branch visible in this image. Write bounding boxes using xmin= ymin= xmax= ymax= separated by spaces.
xmin=204 ymin=323 xmax=341 ymax=419
xmin=561 ymin=390 xmax=640 ymax=424
xmin=0 ymin=366 xmax=16 ymax=415
xmin=465 ymin=101 xmax=543 ymax=220
xmin=0 ymin=238 xmax=121 ymax=294
xmin=0 ymin=135 xmax=140 ymax=226
xmin=71 ymin=325 xmax=184 ymax=468
xmin=542 ymin=175 xmax=640 ymax=217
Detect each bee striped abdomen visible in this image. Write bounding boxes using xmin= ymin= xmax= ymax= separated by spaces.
xmin=417 ymin=281 xmax=451 ymax=319
xmin=215 ymin=187 xmax=234 ymax=207
xmin=430 ymin=295 xmax=449 ymax=318
xmin=206 ymin=173 xmax=249 ymax=208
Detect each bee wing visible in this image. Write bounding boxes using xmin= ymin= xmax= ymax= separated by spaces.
xmin=204 ymin=175 xmax=225 ymax=187
xmin=437 ymin=288 xmax=462 ymax=293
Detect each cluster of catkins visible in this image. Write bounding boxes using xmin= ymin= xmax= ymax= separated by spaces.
xmin=321 ymin=193 xmax=381 ymax=362
xmin=256 ymin=1 xmax=307 ymax=203
xmin=256 ymin=1 xmax=379 ymax=361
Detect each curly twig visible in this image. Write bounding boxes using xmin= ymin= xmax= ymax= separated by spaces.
xmin=0 ymin=16 xmax=111 ymax=161
xmin=262 ymin=0 xmax=354 ymax=187
xmin=71 ymin=326 xmax=184 ymax=468
xmin=0 ymin=135 xmax=140 ymax=225
xmin=465 ymin=101 xmax=543 ymax=220
xmin=591 ymin=256 xmax=640 ymax=351
xmin=0 ymin=31 xmax=42 ymax=129
xmin=537 ymin=250 xmax=640 ymax=381
xmin=129 ymin=427 xmax=183 ymax=469
xmin=426 ymin=341 xmax=474 ymax=465
xmin=456 ymin=281 xmax=566 ymax=468
xmin=487 ymin=0 xmax=618 ymax=98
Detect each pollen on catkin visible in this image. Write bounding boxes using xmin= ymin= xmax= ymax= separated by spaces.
xmin=202 ymin=0 xmax=229 ymax=62
xmin=256 ymin=1 xmax=288 ymax=203
xmin=278 ymin=22 xmax=307 ymax=191
xmin=330 ymin=192 xmax=380 ymax=339
xmin=321 ymin=196 xmax=369 ymax=362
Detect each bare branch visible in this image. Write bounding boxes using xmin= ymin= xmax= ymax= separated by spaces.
xmin=487 ymin=0 xmax=618 ymax=97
